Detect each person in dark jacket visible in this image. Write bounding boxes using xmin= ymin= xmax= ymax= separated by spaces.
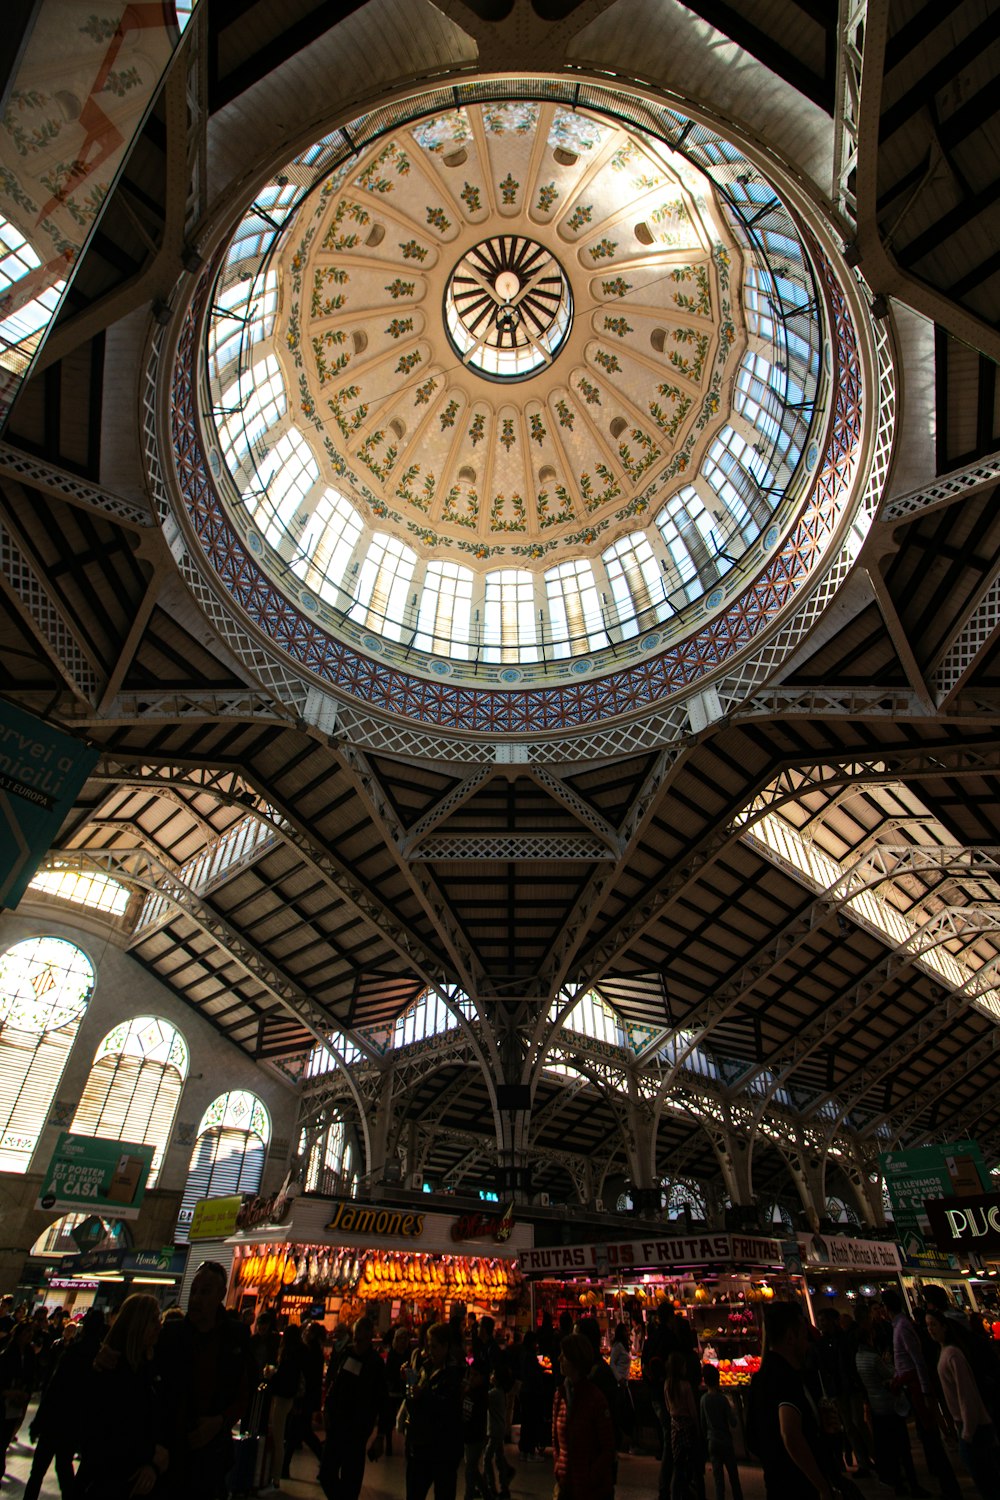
xmin=23 ymin=1307 xmax=106 ymax=1500
xmin=283 ymin=1318 xmax=325 ymax=1474
xmin=384 ymin=1325 xmax=412 ymax=1456
xmin=156 ymin=1260 xmax=250 ymax=1500
xmin=267 ymin=1323 xmax=305 ymax=1485
xmin=76 ymin=1294 xmax=168 ymax=1500
xmin=578 ymin=1317 xmax=622 ymax=1479
xmin=516 ymin=1331 xmax=547 ymax=1459
xmin=0 ymin=1322 xmax=36 ymax=1484
xmin=552 ymin=1333 xmax=615 ymax=1500
xmin=320 ymin=1315 xmax=388 ymax=1500
xmin=405 ymin=1321 xmax=464 ymax=1500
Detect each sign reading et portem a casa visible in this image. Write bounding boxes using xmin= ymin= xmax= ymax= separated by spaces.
xmin=36 ymin=1133 xmax=154 ymax=1220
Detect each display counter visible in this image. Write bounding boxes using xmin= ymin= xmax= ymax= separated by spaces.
xmin=518 ymin=1231 xmax=792 ymax=1381
xmin=223 ymin=1194 xmax=530 ymax=1331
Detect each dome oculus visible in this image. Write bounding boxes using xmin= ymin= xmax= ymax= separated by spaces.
xmin=445 ymin=235 xmax=573 ymax=380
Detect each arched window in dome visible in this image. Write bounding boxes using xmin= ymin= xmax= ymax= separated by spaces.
xmin=225 ymin=182 xmax=301 ymax=267
xmin=70 ymin=1016 xmax=188 ymax=1186
xmin=483 ymin=569 xmax=538 ymax=663
xmin=348 ymin=532 xmax=416 ymax=640
xmin=544 ymin=558 xmax=608 ymax=657
xmin=216 ymin=354 xmax=287 ymax=475
xmin=0 ymin=937 xmax=94 ymax=1172
xmin=701 ymin=426 xmax=773 ymax=540
xmin=175 ymin=1090 xmax=271 ymax=1243
xmin=243 ymin=427 xmax=319 ymax=549
xmin=602 ymin=532 xmax=669 ymax=637
xmin=654 ymin=487 xmax=722 ymax=604
xmin=734 ymin=352 xmax=810 ymax=478
xmin=293 ymin=486 xmax=363 ymax=605
xmin=414 ymin=560 xmax=473 ymax=658
xmin=208 ymin=271 xmax=278 ymax=383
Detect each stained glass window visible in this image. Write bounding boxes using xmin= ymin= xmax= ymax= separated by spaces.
xmin=175 ymin=1090 xmax=270 ymax=1242
xmin=0 ymin=937 xmax=94 ymax=1172
xmin=70 ymin=1016 xmax=188 ymax=1186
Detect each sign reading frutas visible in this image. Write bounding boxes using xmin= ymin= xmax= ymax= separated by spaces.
xmin=36 ymin=1132 xmax=154 ymax=1220
xmin=517 ymin=1232 xmax=783 ymax=1275
xmin=925 ymin=1191 xmax=1000 ymax=1254
xmin=324 ymin=1200 xmax=425 ymax=1239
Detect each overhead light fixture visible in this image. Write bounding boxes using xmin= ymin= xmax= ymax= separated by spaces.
xmin=132 ymin=1275 xmax=175 ymax=1284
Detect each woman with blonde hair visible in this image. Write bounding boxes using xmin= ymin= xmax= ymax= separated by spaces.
xmin=76 ymin=1293 xmax=169 ymax=1498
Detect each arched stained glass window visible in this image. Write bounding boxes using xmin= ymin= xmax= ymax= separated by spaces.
xmin=0 ymin=937 xmax=93 ymax=1172
xmin=175 ymin=1090 xmax=270 ymax=1243
xmin=70 ymin=1016 xmax=188 ymax=1186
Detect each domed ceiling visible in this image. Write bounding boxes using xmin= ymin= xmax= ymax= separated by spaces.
xmin=165 ymin=79 xmax=885 ymax=729
xmin=276 ymin=101 xmax=744 ymax=560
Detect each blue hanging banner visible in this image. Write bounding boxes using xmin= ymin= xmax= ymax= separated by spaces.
xmin=0 ymin=702 xmax=97 ymax=907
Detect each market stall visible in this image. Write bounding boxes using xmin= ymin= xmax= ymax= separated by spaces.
xmin=221 ymin=1193 xmax=531 ymax=1333
xmin=792 ymin=1234 xmax=905 ymax=1319
xmin=518 ymin=1232 xmax=794 ymax=1395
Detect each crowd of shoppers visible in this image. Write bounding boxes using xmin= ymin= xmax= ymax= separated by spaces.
xmin=1 ymin=1273 xmax=999 ymax=1500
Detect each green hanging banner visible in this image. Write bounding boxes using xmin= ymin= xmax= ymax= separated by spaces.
xmin=0 ymin=702 xmax=97 ymax=908
xmin=36 ymin=1133 xmax=155 ymax=1220
xmin=880 ymin=1141 xmax=989 ymax=1268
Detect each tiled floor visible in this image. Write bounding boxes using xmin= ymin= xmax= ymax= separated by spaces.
xmin=1 ymin=1413 xmax=982 ymax=1498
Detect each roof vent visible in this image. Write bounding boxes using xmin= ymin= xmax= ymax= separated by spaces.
xmin=650 ymin=328 xmax=666 ymax=353
xmin=610 ymin=417 xmax=628 ymax=439
xmin=389 ymin=418 xmax=406 ymax=440
xmin=539 ymin=465 xmax=556 ymax=484
xmin=443 ymin=148 xmax=468 ymax=168
xmin=458 ymin=465 xmax=476 ymax=483
xmin=635 ymin=222 xmax=654 ymax=245
xmin=366 ymin=224 xmax=385 ymax=247
xmin=352 ymin=331 xmax=368 ymax=354
xmin=554 ymin=148 xmax=577 ymax=167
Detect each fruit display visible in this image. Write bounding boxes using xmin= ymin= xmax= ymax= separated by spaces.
xmin=233 ymin=1242 xmax=520 ymax=1304
xmin=704 ymin=1355 xmax=761 ymax=1387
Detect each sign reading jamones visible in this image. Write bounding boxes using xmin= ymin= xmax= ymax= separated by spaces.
xmin=517 ymin=1232 xmax=783 ymax=1275
xmin=325 ymin=1200 xmax=425 ymax=1239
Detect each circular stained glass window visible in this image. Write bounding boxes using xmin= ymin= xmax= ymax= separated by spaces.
xmin=0 ymin=936 xmax=94 ymax=1032
xmin=444 ymin=234 xmax=573 ymax=381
